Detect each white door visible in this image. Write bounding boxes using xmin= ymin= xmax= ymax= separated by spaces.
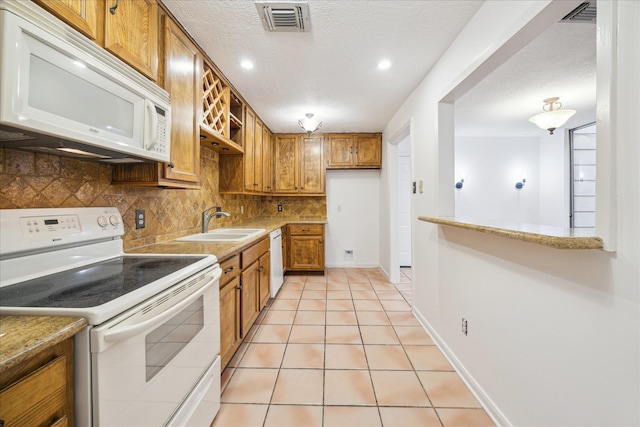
xmin=398 ymin=136 xmax=412 ymax=267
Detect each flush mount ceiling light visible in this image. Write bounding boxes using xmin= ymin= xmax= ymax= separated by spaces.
xmin=529 ymin=97 xmax=576 ymax=135
xmin=240 ymin=60 xmax=254 ymax=69
xmin=378 ymin=59 xmax=391 ymax=70
xmin=298 ymin=113 xmax=322 ymax=136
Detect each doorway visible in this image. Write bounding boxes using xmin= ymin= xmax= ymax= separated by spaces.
xmin=397 ymin=134 xmax=412 ymax=267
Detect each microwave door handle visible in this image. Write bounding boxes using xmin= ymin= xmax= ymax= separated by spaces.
xmin=144 ymin=99 xmax=158 ymax=150
xmin=100 ymin=272 xmax=219 ymax=344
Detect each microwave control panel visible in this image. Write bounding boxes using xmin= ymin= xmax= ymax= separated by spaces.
xmin=155 ymin=106 xmax=168 ymax=155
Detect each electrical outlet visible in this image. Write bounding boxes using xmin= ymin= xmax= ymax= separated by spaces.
xmin=277 ymin=204 xmax=283 ymax=212
xmin=135 ymin=210 xmax=146 ymax=229
xmin=461 ymin=318 xmax=468 ymax=336
xmin=344 ymin=249 xmax=354 ymax=260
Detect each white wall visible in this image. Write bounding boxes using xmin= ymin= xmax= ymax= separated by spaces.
xmin=326 ymin=170 xmax=380 ymax=267
xmin=455 ymin=137 xmax=541 ymax=223
xmin=381 ymin=1 xmax=639 ymax=426
xmin=538 ymin=131 xmax=569 ymax=226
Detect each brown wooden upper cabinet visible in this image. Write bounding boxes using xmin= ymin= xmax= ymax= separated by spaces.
xmin=34 ymin=0 xmax=159 ymax=81
xmin=112 ymin=14 xmax=202 ymax=188
xmin=326 ymin=133 xmax=382 ymax=169
xmin=274 ymin=134 xmax=325 ymax=195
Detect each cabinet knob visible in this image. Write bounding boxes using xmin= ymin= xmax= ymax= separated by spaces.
xmin=168 ymin=161 xmax=175 ymax=168
xmin=109 ymin=0 xmax=119 ymax=14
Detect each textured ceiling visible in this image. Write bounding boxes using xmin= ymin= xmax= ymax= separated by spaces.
xmin=161 ymin=0 xmax=483 ymax=133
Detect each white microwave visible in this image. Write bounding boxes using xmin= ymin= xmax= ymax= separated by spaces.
xmin=0 ymin=0 xmax=171 ymax=163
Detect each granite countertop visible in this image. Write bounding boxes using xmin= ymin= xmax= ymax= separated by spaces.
xmin=0 ymin=316 xmax=87 ymax=373
xmin=419 ymin=216 xmax=604 ymax=250
xmin=128 ymin=217 xmax=327 ymax=258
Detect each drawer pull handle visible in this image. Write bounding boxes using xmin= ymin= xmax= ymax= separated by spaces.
xmin=224 ymin=266 xmax=235 ymax=274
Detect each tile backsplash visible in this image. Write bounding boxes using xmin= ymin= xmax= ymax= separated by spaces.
xmin=0 ymin=147 xmax=326 ymax=250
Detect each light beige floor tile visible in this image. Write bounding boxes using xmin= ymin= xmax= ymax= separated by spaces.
xmin=323 ymin=406 xmax=382 ymax=427
xmin=404 ymin=345 xmax=454 ymax=371
xmin=381 ymin=299 xmax=412 ymax=312
xmin=212 ymin=403 xmax=268 ymax=427
xmin=326 ymin=282 xmax=350 ymax=290
xmin=238 ymin=343 xmax=286 ymax=368
xmin=324 ymin=406 xmax=382 ymax=427
xmin=288 ymin=325 xmax=325 ymax=343
xmin=264 ymin=405 xmax=323 ymax=427
xmin=221 ymin=368 xmax=279 ymax=403
xmin=356 ymin=310 xmax=391 ymax=325
xmin=261 ymin=310 xmax=297 ymax=325
xmin=284 ymin=275 xmax=306 ymax=284
xmin=375 ymin=290 xmax=404 ymax=300
xmin=281 ymin=343 xmax=324 ymax=369
xmin=364 ymin=345 xmax=413 ymax=370
xmin=394 ymin=326 xmax=434 ymax=345
xmin=324 ymin=344 xmax=368 ymax=369
xmin=370 ymin=370 xmax=430 ymax=406
xmin=436 ymin=408 xmax=495 ymax=427
xmin=360 ymin=325 xmax=400 ymax=344
xmin=251 ymin=324 xmax=292 ymax=343
xmin=387 ymin=311 xmax=421 ymax=326
xmin=305 ymin=282 xmax=327 ymax=290
xmin=306 ymin=275 xmax=327 ymax=283
xmin=417 ymin=371 xmax=481 ymax=408
xmin=325 ymin=325 xmax=362 ymax=344
xmin=354 ymin=299 xmax=384 ymax=311
xmin=271 ymin=369 xmax=324 ymax=405
xmin=298 ymin=299 xmax=327 ymax=311
xmin=326 ymin=299 xmax=355 ymax=311
xmin=324 ymin=370 xmax=376 ymax=406
xmin=227 ymin=342 xmax=249 ymax=367
xmin=326 ymin=310 xmax=358 ymax=325
xmin=372 ymin=284 xmax=397 ymax=292
xmin=349 ymin=282 xmax=374 ymax=291
xmin=378 ymin=407 xmax=441 ymax=427
xmin=301 ymin=290 xmax=326 ymax=300
xmin=327 ymin=290 xmax=352 ymax=299
xmin=351 ymin=290 xmax=378 ymax=300
xmin=281 ymin=282 xmax=304 ymax=291
xmin=293 ymin=310 xmax=325 ymax=325
xmin=277 ymin=289 xmax=303 ymax=300
xmin=269 ymin=299 xmax=300 ymax=311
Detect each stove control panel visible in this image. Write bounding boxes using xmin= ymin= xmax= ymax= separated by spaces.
xmin=21 ymin=214 xmax=81 ymax=238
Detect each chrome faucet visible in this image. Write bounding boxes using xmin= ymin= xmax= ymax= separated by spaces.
xmin=202 ymin=206 xmax=231 ymax=233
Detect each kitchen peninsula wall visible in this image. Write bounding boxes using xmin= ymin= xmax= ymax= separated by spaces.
xmin=0 ymin=146 xmax=326 ymax=251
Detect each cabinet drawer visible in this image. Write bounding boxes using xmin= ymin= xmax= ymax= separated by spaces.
xmin=288 ymin=224 xmax=324 ymax=235
xmin=0 ymin=355 xmax=67 ymax=427
xmin=220 ymin=254 xmax=240 ymax=285
xmin=241 ymin=237 xmax=270 ymax=268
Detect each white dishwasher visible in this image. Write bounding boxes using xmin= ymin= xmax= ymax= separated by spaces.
xmin=270 ymin=228 xmax=284 ymax=297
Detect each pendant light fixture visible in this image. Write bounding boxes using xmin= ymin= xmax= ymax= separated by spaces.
xmin=298 ymin=113 xmax=322 ymax=136
xmin=528 ymin=97 xmax=576 ymax=135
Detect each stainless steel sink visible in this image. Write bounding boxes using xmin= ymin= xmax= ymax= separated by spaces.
xmin=176 ymin=228 xmax=266 ymax=242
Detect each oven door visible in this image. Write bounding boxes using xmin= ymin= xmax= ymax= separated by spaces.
xmin=90 ymin=266 xmax=221 ymax=427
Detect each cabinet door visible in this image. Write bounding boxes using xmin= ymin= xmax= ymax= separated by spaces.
xmin=300 ymin=136 xmax=325 ymax=194
xmin=219 ymin=277 xmax=241 ymax=368
xmin=262 ymin=127 xmax=272 ymax=193
xmin=253 ymin=118 xmax=264 ymax=192
xmin=289 ymin=235 xmax=324 ymax=271
xmin=243 ymin=108 xmax=256 ymax=192
xmin=240 ymin=261 xmax=260 ymax=336
xmin=354 ymin=134 xmax=382 ymax=167
xmin=104 ymin=0 xmax=158 ymax=81
xmin=258 ymin=251 xmax=270 ymax=309
xmin=161 ymin=17 xmax=201 ymax=184
xmin=326 ymin=134 xmax=354 ymax=168
xmin=34 ymin=0 xmax=102 ymax=42
xmin=274 ymin=135 xmax=299 ymax=193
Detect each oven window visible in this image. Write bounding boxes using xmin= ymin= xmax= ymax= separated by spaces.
xmin=145 ymin=296 xmax=204 ymax=381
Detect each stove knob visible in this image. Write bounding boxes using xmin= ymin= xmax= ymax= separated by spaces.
xmin=109 ymin=215 xmax=120 ymax=226
xmin=97 ymin=215 xmax=109 ymax=228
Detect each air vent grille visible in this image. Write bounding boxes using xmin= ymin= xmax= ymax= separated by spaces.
xmin=256 ymin=2 xmax=310 ymax=32
xmin=561 ymin=2 xmax=596 ymax=23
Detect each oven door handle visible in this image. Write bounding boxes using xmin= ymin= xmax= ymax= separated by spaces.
xmin=100 ymin=268 xmax=220 ymax=345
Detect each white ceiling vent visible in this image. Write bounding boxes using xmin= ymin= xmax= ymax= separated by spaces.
xmin=561 ymin=2 xmax=596 ymax=23
xmin=256 ymin=2 xmax=310 ymax=32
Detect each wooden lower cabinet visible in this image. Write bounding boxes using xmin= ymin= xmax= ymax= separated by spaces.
xmin=219 ymin=255 xmax=241 ymax=369
xmin=240 ymin=259 xmax=260 ymax=336
xmin=0 ymin=337 xmax=74 ymax=427
xmin=286 ymin=224 xmax=325 ymax=273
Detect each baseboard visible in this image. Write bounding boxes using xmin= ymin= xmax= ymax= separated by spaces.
xmin=324 ymin=263 xmax=382 ymax=269
xmin=412 ymin=309 xmax=511 ymax=427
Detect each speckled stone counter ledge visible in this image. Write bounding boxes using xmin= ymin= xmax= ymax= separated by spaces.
xmin=419 ymin=216 xmax=604 ymax=250
xmin=0 ymin=316 xmax=87 ymax=373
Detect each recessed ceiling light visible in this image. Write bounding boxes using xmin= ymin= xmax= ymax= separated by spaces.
xmin=378 ymin=59 xmax=391 ymax=70
xmin=241 ymin=60 xmax=254 ymax=69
